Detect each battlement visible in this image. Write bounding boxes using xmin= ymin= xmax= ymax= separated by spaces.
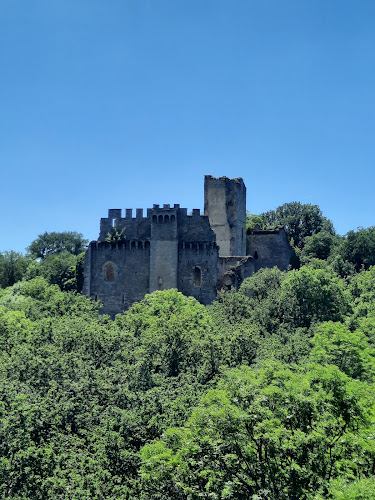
xmin=84 ymin=174 xmax=292 ymax=316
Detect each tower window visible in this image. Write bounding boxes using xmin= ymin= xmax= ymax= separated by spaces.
xmin=104 ymin=262 xmax=115 ymax=281
xmin=193 ymin=266 xmax=201 ymax=287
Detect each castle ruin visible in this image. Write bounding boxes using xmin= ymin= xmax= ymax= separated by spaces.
xmin=83 ymin=175 xmax=291 ymax=316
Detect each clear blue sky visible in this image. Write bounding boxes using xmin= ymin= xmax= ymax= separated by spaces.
xmin=1 ymin=0 xmax=374 ymax=253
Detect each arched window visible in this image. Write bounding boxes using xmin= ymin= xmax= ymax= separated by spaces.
xmin=152 ymin=215 xmax=157 ymax=223
xmin=171 ymin=214 xmax=176 ymax=222
xmin=158 ymin=215 xmax=163 ymax=223
xmin=165 ymin=215 xmax=169 ymax=223
xmin=104 ymin=262 xmax=115 ymax=281
xmin=193 ymin=266 xmax=201 ymax=287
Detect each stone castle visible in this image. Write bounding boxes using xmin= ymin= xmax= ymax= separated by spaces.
xmin=83 ymin=175 xmax=291 ymax=316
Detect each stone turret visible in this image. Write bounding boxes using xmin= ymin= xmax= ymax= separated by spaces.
xmin=204 ymin=175 xmax=246 ymax=257
xmin=149 ymin=204 xmax=178 ymax=292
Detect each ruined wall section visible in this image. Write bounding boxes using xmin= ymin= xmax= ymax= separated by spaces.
xmin=217 ymin=256 xmax=256 ymax=291
xmin=247 ymin=228 xmax=292 ymax=272
xmin=204 ymin=175 xmax=246 ymax=256
xmin=83 ymin=240 xmax=151 ymax=317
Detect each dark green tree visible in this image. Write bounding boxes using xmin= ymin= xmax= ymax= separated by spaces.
xmin=39 ymin=251 xmax=79 ymax=291
xmin=260 ymin=201 xmax=335 ymax=248
xmin=300 ymin=231 xmax=339 ymax=264
xmin=337 ymin=226 xmax=375 ymax=272
xmin=280 ymin=265 xmax=351 ymax=328
xmin=141 ymin=363 xmax=375 ymax=500
xmin=27 ymin=231 xmax=88 ymax=259
xmin=0 ymin=251 xmax=30 ymax=288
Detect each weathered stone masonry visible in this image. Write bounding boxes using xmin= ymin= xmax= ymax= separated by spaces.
xmin=83 ymin=175 xmax=292 ymax=316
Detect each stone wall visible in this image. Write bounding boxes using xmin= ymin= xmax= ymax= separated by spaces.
xmin=177 ymin=241 xmax=218 ymax=305
xmin=246 ymin=228 xmax=291 ymax=272
xmin=83 ymin=240 xmax=151 ymax=316
xmin=204 ymin=175 xmax=246 ymax=256
xmin=83 ymin=175 xmax=293 ymax=316
xmin=217 ymin=255 xmax=256 ymax=291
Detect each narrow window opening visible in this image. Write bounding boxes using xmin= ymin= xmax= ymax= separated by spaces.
xmin=94 ymin=294 xmax=98 ymax=301
xmin=194 ymin=266 xmax=201 ymax=287
xmin=112 ymin=218 xmax=116 ymax=227
xmin=158 ymin=215 xmax=163 ymax=223
xmin=104 ymin=262 xmax=115 ymax=281
xmin=165 ymin=215 xmax=169 ymax=223
xmin=152 ymin=215 xmax=157 ymax=223
xmin=254 ymin=251 xmax=258 ymax=259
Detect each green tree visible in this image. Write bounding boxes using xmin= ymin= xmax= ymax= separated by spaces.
xmin=0 ymin=251 xmax=30 ymax=288
xmin=260 ymin=201 xmax=335 ymax=248
xmin=246 ymin=211 xmax=264 ymax=232
xmin=39 ymin=251 xmax=79 ymax=291
xmin=27 ymin=231 xmax=88 ymax=259
xmin=337 ymin=226 xmax=375 ymax=272
xmin=115 ymin=289 xmax=220 ymax=384
xmin=141 ymin=363 xmax=375 ymax=500
xmin=300 ymin=231 xmax=339 ymax=264
xmin=310 ymin=322 xmax=375 ymax=381
xmin=280 ymin=265 xmax=351 ymax=328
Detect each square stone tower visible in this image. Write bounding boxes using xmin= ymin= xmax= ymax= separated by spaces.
xmin=204 ymin=175 xmax=246 ymax=257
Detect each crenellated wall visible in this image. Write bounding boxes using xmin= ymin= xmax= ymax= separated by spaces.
xmin=83 ymin=240 xmax=151 ymax=316
xmin=83 ymin=175 xmax=292 ymax=316
xmin=177 ymin=241 xmax=218 ymax=305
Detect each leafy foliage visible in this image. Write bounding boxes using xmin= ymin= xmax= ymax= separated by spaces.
xmin=141 ymin=363 xmax=375 ymax=499
xmin=259 ymin=201 xmax=335 ymax=248
xmin=27 ymin=231 xmax=88 ymax=259
xmin=0 ymin=250 xmax=31 ymax=288
xmin=1 ymin=212 xmax=375 ymax=498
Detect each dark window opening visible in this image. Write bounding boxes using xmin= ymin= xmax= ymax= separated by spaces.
xmin=104 ymin=262 xmax=115 ymax=281
xmin=152 ymin=215 xmax=157 ymax=223
xmin=194 ymin=266 xmax=201 ymax=287
xmin=165 ymin=215 xmax=169 ymax=223
xmin=254 ymin=251 xmax=258 ymax=259
xmin=158 ymin=215 xmax=163 ymax=223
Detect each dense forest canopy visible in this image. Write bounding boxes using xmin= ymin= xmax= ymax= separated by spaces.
xmin=1 ymin=205 xmax=375 ymax=499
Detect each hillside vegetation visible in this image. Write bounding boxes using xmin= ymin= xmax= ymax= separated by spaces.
xmin=1 ymin=207 xmax=375 ymax=499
